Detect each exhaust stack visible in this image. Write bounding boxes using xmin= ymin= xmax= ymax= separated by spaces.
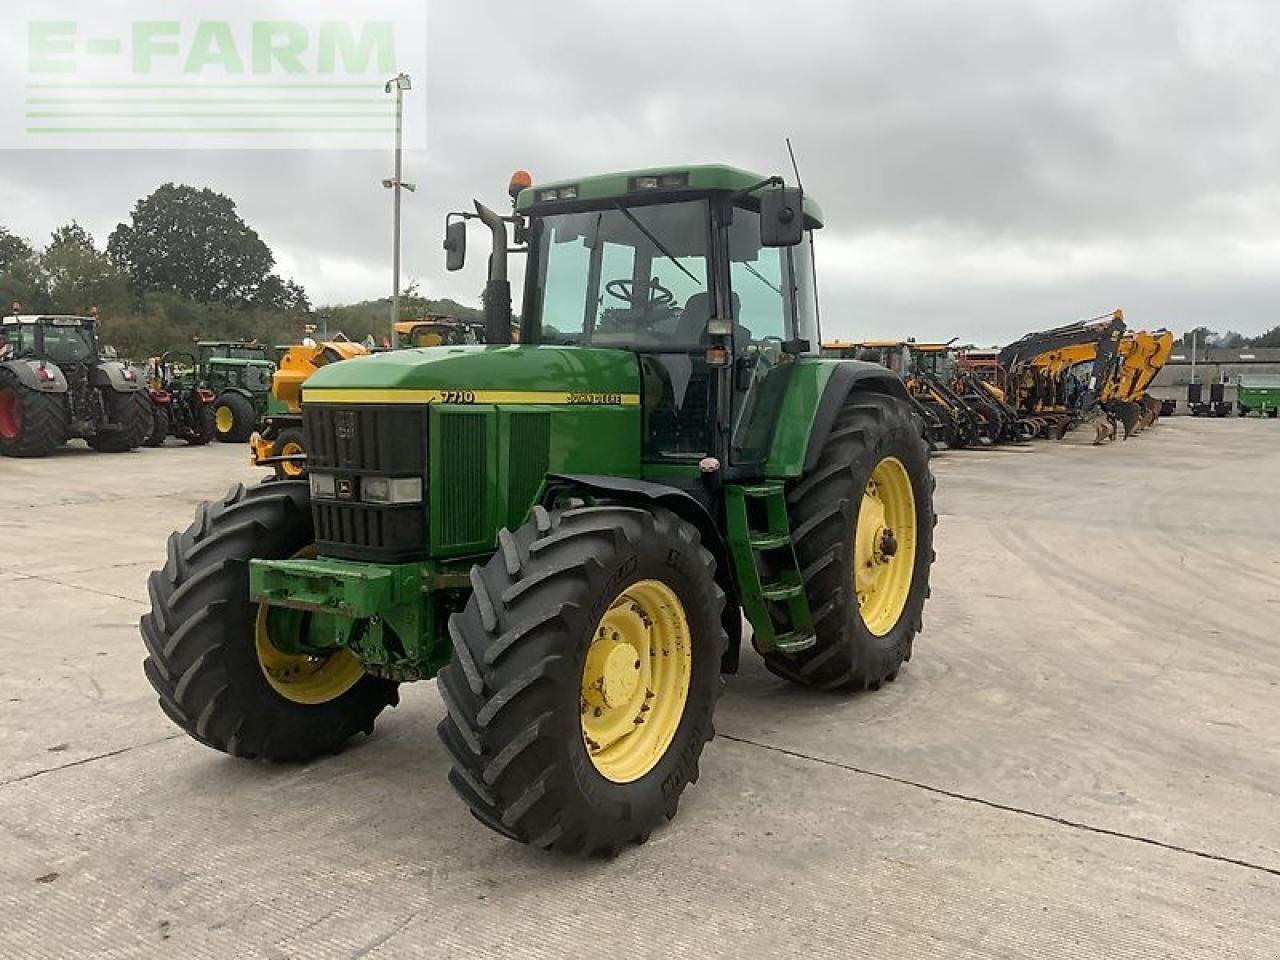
xmin=475 ymin=201 xmax=513 ymax=345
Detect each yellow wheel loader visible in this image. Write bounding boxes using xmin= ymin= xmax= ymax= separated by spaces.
xmin=250 ymin=340 xmax=369 ymax=478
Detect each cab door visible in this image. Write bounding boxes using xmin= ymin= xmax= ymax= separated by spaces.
xmin=726 ymin=206 xmax=819 ymax=467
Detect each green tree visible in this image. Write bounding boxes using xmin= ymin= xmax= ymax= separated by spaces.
xmin=0 ymin=227 xmax=47 ymax=313
xmin=1252 ymin=325 xmax=1280 ymax=348
xmin=254 ymin=274 xmax=312 ymax=314
xmin=107 ymin=183 xmax=279 ymax=306
xmin=0 ymin=228 xmax=33 ymax=272
xmin=41 ymin=221 xmax=131 ymax=316
xmin=1214 ymin=330 xmax=1247 ymax=349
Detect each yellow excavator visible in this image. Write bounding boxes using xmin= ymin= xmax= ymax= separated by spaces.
xmin=249 ymin=339 xmax=369 ymax=478
xmin=1000 ymin=311 xmax=1128 ymax=443
xmin=1107 ymin=329 xmax=1174 ymax=431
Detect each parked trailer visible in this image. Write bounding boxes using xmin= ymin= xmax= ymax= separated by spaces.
xmin=1237 ymin=375 xmax=1280 ymax=418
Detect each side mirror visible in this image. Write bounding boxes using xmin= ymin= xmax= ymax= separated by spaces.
xmin=760 ymin=186 xmax=805 ymax=247
xmin=444 ymin=220 xmax=467 ymax=271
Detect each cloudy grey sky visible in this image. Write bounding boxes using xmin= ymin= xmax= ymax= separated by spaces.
xmin=2 ymin=0 xmax=1278 ymax=344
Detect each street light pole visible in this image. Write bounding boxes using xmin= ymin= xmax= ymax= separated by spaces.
xmin=384 ymin=73 xmax=413 ymax=347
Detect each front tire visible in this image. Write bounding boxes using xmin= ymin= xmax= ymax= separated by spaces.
xmin=0 ymin=369 xmax=68 ymax=458
xmin=764 ymin=392 xmax=935 ymax=691
xmin=140 ymin=481 xmax=398 ymax=761
xmin=437 ymin=504 xmax=726 ymax=855
xmin=272 ymin=427 xmax=307 ymax=480
xmin=214 ymin=391 xmax=256 ymax=443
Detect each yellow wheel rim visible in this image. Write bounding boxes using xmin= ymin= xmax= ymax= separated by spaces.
xmin=254 ymin=547 xmax=365 ymax=705
xmin=215 ymin=406 xmax=235 ymax=433
xmin=854 ymin=456 xmax=918 ymax=636
xmin=580 ymin=580 xmax=692 ymax=783
xmin=278 ymin=439 xmax=305 ymax=478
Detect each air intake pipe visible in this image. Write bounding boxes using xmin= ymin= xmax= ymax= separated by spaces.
xmin=475 ymin=201 xmax=513 ymax=345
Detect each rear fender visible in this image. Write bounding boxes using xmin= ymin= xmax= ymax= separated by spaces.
xmin=542 ymin=473 xmax=743 ymax=674
xmin=92 ymin=361 xmax=143 ymax=393
xmin=1 ymin=358 xmax=68 ymax=393
xmin=800 ymin=361 xmax=914 ymax=474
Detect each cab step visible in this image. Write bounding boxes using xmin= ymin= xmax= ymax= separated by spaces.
xmin=723 ymin=482 xmax=816 ymax=657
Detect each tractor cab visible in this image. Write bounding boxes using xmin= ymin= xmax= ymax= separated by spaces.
xmin=453 ymin=164 xmax=824 ymax=470
xmin=2 ymin=314 xmax=101 ymax=365
xmin=196 ymin=341 xmax=275 ymax=392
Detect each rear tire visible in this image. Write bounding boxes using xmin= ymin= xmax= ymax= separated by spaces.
xmin=140 ymin=481 xmax=398 ymax=761
xmin=145 ymin=405 xmax=169 ymax=447
xmin=87 ymin=391 xmax=150 ymax=452
xmin=0 ymin=369 xmax=68 ymax=458
xmin=185 ymin=404 xmax=216 ymax=445
xmin=214 ymin=391 xmax=256 ymax=443
xmin=764 ymin=392 xmax=935 ymax=691
xmin=437 ymin=504 xmax=726 ymax=855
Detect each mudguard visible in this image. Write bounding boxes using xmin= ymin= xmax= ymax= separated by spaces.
xmin=542 ymin=473 xmax=744 ymax=673
xmin=91 ymin=361 xmax=143 ymax=393
xmin=800 ymin=360 xmax=914 ymax=474
xmin=1 ymin=358 xmax=68 ymax=393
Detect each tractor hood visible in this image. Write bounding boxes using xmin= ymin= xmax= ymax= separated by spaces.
xmin=301 ymin=345 xmax=641 ymax=405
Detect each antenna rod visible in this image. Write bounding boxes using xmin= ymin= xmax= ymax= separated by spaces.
xmin=785 ymin=137 xmax=804 ymax=190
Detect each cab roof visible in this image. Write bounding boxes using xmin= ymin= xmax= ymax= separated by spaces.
xmin=823 ymin=339 xmax=952 ymax=351
xmin=516 ymin=163 xmax=824 ymax=227
xmin=2 ymin=314 xmax=94 ymax=324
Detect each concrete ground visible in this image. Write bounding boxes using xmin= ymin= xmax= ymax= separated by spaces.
xmin=1 ymin=418 xmax=1277 ymax=959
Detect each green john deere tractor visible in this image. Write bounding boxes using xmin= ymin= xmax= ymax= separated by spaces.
xmin=141 ymin=164 xmax=936 ymax=855
xmin=196 ymin=341 xmax=280 ymax=442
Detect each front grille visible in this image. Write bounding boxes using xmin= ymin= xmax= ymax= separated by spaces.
xmin=305 ymin=405 xmax=427 ymax=474
xmin=303 ymin=404 xmax=428 ymax=563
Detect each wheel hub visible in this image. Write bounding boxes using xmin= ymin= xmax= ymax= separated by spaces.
xmin=584 ymin=639 xmax=642 ymax=709
xmin=852 ymin=457 xmax=919 ymax=637
xmin=0 ymin=388 xmax=21 ymax=440
xmin=580 ymin=580 xmax=692 ymax=783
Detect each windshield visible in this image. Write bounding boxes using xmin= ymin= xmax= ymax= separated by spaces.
xmin=914 ymin=351 xmax=955 ymax=379
xmin=2 ymin=322 xmax=94 ymax=363
xmin=203 ymin=345 xmax=266 ymax=362
xmin=528 ymin=200 xmax=709 ymax=349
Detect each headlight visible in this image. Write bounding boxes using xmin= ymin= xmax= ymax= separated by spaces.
xmin=361 ymin=476 xmax=423 ymax=504
xmin=310 ymin=474 xmax=336 ymax=498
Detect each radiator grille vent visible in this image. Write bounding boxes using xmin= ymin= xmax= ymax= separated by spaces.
xmin=507 ymin=412 xmax=551 ymax=528
xmin=438 ymin=411 xmax=488 ymax=548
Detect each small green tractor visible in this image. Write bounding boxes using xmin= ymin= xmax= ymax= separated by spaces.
xmin=196 ymin=341 xmax=281 ymax=442
xmin=1 ymin=310 xmax=150 ymax=457
xmin=142 ymin=165 xmax=936 ymax=855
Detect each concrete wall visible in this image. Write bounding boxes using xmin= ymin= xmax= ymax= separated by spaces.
xmin=1148 ymin=347 xmax=1280 ymax=410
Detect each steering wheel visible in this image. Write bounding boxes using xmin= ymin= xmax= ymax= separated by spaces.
xmin=605 ymin=278 xmax=675 ymax=310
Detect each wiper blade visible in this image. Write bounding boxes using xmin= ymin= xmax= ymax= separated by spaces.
xmin=741 ymin=261 xmax=781 ymax=296
xmin=613 ymin=202 xmax=699 ymax=285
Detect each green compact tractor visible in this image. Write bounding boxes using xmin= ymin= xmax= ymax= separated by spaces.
xmin=0 ymin=311 xmax=150 ymax=457
xmin=141 ymin=165 xmax=936 ymax=855
xmin=196 ymin=341 xmax=280 ymax=442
